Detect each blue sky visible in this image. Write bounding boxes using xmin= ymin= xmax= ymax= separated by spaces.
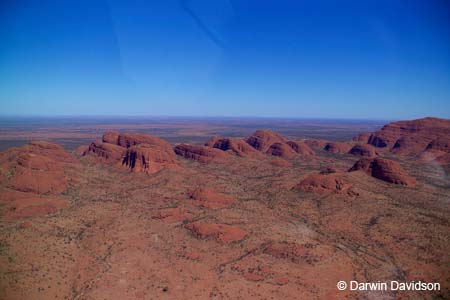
xmin=0 ymin=0 xmax=449 ymax=119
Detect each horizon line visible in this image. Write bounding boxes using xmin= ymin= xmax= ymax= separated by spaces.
xmin=0 ymin=114 xmax=440 ymax=122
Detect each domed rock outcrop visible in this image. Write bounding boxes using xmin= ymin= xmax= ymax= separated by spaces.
xmin=0 ymin=141 xmax=75 ymax=219
xmin=349 ymin=158 xmax=416 ymax=186
xmin=348 ymin=144 xmax=378 ymax=157
xmin=286 ymin=141 xmax=315 ymax=156
xmin=1 ymin=141 xmax=76 ymax=195
xmin=294 ymin=172 xmax=357 ymax=195
xmin=205 ymin=137 xmax=263 ymax=158
xmin=245 ymin=130 xmax=286 ymax=152
xmin=367 ymin=117 xmax=450 ymax=155
xmin=266 ymin=142 xmax=296 ymax=159
xmin=293 ymin=171 xmax=357 ymax=195
xmin=174 ymin=144 xmax=230 ymax=163
xmin=323 ymin=142 xmax=352 ymax=154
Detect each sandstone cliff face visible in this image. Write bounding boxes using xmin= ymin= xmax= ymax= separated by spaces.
xmin=84 ymin=131 xmax=177 ymax=174
xmin=349 ymin=158 xmax=416 ymax=186
xmin=85 ymin=141 xmax=125 ymax=163
xmin=122 ymin=144 xmax=177 ymax=174
xmin=174 ymin=144 xmax=230 ymax=163
xmin=367 ymin=117 xmax=450 ymax=155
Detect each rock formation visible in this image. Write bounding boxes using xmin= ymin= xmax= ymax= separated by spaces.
xmin=205 ymin=137 xmax=263 ymax=157
xmin=174 ymin=144 xmax=230 ymax=163
xmin=265 ymin=142 xmax=296 ymax=159
xmin=0 ymin=141 xmax=75 ymax=219
xmin=293 ymin=171 xmax=357 ymax=195
xmin=85 ymin=141 xmax=125 ymax=163
xmin=323 ymin=142 xmax=352 ymax=154
xmin=122 ymin=144 xmax=177 ymax=174
xmin=352 ymin=132 xmax=371 ymax=142
xmin=349 ymin=158 xmax=416 ymax=186
xmin=84 ymin=131 xmax=177 ymax=174
xmin=348 ymin=144 xmax=378 ymax=157
xmin=303 ymin=139 xmax=328 ymax=150
xmin=420 ymin=138 xmax=450 ymax=164
xmin=188 ymin=187 xmax=237 ymax=209
xmin=367 ymin=117 xmax=450 ymax=155
xmin=245 ymin=130 xmax=286 ymax=152
xmin=185 ymin=220 xmax=247 ymax=244
xmin=1 ymin=141 xmax=75 ymax=195
xmin=286 ymin=140 xmax=315 ymax=156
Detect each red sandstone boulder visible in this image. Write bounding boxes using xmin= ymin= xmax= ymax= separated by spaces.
xmin=323 ymin=142 xmax=352 ymax=154
xmin=185 ymin=220 xmax=247 ymax=244
xmin=189 ymin=187 xmax=237 ymax=209
xmin=174 ymin=144 xmax=230 ymax=163
xmin=266 ymin=142 xmax=296 ymax=159
xmin=245 ymin=130 xmax=286 ymax=152
xmin=367 ymin=117 xmax=450 ymax=155
xmin=286 ymin=141 xmax=315 ymax=156
xmin=348 ymin=144 xmax=379 ymax=157
xmin=349 ymin=158 xmax=417 ymax=186
xmin=205 ymin=137 xmax=263 ymax=157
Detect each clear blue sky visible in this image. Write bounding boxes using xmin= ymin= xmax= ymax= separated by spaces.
xmin=0 ymin=0 xmax=449 ymax=119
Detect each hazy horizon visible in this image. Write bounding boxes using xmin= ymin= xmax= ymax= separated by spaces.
xmin=0 ymin=113 xmax=407 ymax=123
